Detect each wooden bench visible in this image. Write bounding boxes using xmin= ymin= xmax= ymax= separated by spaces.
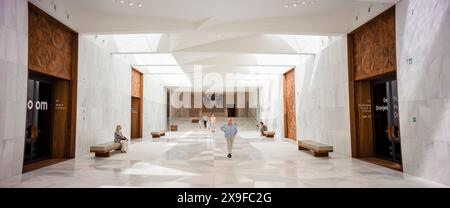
xmin=263 ymin=131 xmax=276 ymax=138
xmin=298 ymin=140 xmax=333 ymax=157
xmin=170 ymin=125 xmax=178 ymax=131
xmin=90 ymin=142 xmax=122 ymax=157
xmin=191 ymin=118 xmax=200 ymax=123
xmin=151 ymin=131 xmax=166 ymax=138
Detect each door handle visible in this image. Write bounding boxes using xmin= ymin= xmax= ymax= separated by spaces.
xmin=386 ymin=125 xmax=396 ymax=141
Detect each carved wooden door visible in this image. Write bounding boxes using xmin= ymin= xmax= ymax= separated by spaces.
xmin=284 ymin=69 xmax=297 ymax=140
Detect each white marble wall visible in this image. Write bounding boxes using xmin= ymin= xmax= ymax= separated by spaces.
xmin=76 ymin=36 xmax=131 ymax=156
xmin=396 ymin=0 xmax=450 ymax=185
xmin=142 ymin=74 xmax=168 ymax=136
xmin=0 ymin=0 xmax=28 ymax=180
xmin=259 ymin=76 xmax=284 ymax=138
xmin=296 ymin=37 xmax=352 ymax=156
xmin=248 ymin=89 xmax=259 ymax=122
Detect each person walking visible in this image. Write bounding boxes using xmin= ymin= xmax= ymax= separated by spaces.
xmin=210 ymin=114 xmax=217 ymax=132
xmin=202 ymin=115 xmax=209 ymax=129
xmin=221 ymin=118 xmax=238 ymax=158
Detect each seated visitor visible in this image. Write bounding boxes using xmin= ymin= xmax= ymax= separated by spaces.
xmin=257 ymin=122 xmax=268 ymax=136
xmin=114 ymin=125 xmax=129 ymax=153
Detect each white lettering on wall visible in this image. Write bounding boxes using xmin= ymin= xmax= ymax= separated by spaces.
xmin=27 ymin=100 xmax=49 ymax=111
xmin=375 ymin=105 xmax=388 ymax=111
xmin=27 ymin=100 xmax=33 ymax=109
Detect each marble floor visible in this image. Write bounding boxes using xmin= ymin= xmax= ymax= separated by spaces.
xmin=0 ymin=117 xmax=447 ymax=188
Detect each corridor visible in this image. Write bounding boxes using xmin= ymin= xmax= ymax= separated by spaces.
xmin=0 ymin=118 xmax=445 ymax=188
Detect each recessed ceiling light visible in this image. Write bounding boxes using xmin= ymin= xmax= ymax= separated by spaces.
xmin=119 ymin=0 xmax=125 ymax=3
xmin=137 ymin=3 xmax=143 ymax=7
xmin=128 ymin=2 xmax=134 ymax=6
xmin=302 ymin=1 xmax=307 ymax=5
xmin=292 ymin=3 xmax=298 ymax=7
xmin=283 ymin=4 xmax=289 ymax=8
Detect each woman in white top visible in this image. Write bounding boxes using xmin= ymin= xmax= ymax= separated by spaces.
xmin=114 ymin=125 xmax=129 ymax=153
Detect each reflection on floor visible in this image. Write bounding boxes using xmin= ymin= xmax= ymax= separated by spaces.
xmin=360 ymin=158 xmax=403 ymax=172
xmin=22 ymin=159 xmax=69 ymax=173
xmin=0 ymin=117 xmax=447 ymax=188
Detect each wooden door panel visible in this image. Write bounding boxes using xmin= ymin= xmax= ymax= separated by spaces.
xmin=131 ymin=98 xmax=140 ymax=139
xmin=284 ymin=69 xmax=297 ymax=140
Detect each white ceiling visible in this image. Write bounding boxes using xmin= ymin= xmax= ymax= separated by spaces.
xmin=29 ymin=0 xmax=398 ymax=90
xmin=30 ymin=0 xmax=397 ymax=34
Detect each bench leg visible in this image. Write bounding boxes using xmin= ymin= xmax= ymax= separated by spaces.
xmin=313 ymin=152 xmax=329 ymax=157
xmin=95 ymin=152 xmax=111 ymax=157
xmin=298 ymin=146 xmax=308 ymax=151
xmin=152 ymin=135 xmax=160 ymax=138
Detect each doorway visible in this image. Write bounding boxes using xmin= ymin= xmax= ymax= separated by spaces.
xmin=227 ymin=104 xmax=236 ymax=117
xmin=131 ymin=97 xmax=141 ymax=139
xmin=25 ymin=76 xmax=54 ymax=164
xmin=371 ymin=77 xmax=401 ymax=163
xmin=24 ymin=3 xmax=78 ymax=173
xmin=284 ymin=68 xmax=297 ymax=140
xmin=131 ymin=68 xmax=143 ymax=139
xmin=347 ymin=6 xmax=402 ymax=171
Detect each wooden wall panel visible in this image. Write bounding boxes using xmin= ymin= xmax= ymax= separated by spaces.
xmin=131 ymin=69 xmax=142 ymax=98
xmin=355 ymin=81 xmax=374 ymax=157
xmin=168 ymin=92 xmax=252 ymax=118
xmin=28 ymin=3 xmax=78 ymax=160
xmin=131 ymin=97 xmax=140 ymax=138
xmin=284 ymin=69 xmax=297 ymax=140
xmin=348 ymin=6 xmax=396 ymax=158
xmin=52 ymin=80 xmax=70 ymax=158
xmin=28 ymin=4 xmax=75 ymax=80
xmin=69 ymin=34 xmax=79 ymax=158
xmin=130 ymin=68 xmax=143 ymax=138
xmin=352 ymin=7 xmax=396 ymax=81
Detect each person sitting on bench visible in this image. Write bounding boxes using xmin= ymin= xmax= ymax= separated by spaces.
xmin=257 ymin=122 xmax=268 ymax=136
xmin=114 ymin=125 xmax=129 ymax=153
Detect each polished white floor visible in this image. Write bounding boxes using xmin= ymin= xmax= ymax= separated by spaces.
xmin=0 ymin=117 xmax=447 ymax=188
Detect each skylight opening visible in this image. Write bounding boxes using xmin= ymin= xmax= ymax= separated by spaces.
xmin=132 ymin=53 xmax=179 ymax=66
xmin=137 ymin=66 xmax=184 ymax=74
xmin=254 ymin=54 xmax=309 ymax=66
xmin=277 ymin=34 xmax=330 ymax=53
xmin=111 ymin=34 xmax=163 ymax=53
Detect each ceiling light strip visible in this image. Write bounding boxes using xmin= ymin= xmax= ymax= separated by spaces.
xmin=115 ymin=0 xmax=143 ymax=7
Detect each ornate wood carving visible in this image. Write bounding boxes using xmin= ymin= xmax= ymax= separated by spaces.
xmin=28 ymin=4 xmax=75 ymax=80
xmin=352 ymin=7 xmax=396 ymax=81
xmin=131 ymin=69 xmax=142 ymax=98
xmin=284 ymin=68 xmax=297 ymax=140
